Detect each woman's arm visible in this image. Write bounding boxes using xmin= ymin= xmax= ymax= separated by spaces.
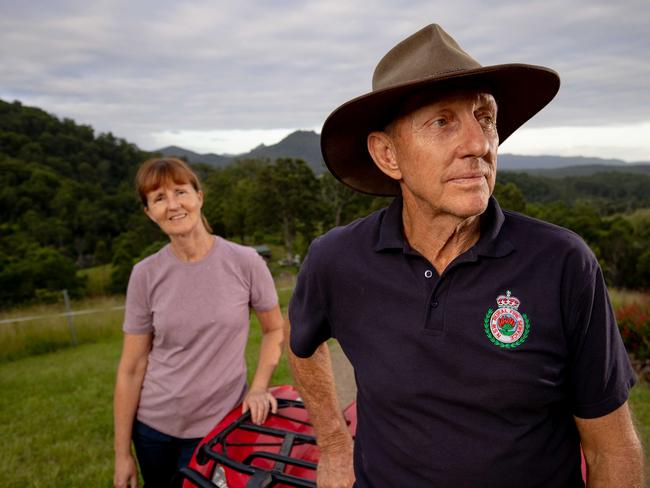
xmin=113 ymin=333 xmax=152 ymax=488
xmin=242 ymin=305 xmax=284 ymax=424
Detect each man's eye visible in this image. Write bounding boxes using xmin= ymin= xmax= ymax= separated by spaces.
xmin=431 ymin=118 xmax=447 ymax=127
xmin=479 ymin=115 xmax=496 ymax=129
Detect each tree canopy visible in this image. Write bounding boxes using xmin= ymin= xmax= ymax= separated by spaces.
xmin=1 ymin=98 xmax=649 ymax=305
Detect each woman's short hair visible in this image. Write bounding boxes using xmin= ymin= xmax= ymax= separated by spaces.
xmin=135 ymin=157 xmax=212 ymax=233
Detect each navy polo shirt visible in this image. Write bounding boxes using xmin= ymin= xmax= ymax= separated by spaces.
xmin=289 ymin=196 xmax=635 ymax=488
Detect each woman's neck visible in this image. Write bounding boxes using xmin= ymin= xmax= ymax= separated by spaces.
xmin=169 ymin=228 xmax=214 ymax=262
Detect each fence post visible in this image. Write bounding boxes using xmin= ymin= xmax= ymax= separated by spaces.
xmin=63 ymin=289 xmax=78 ymax=346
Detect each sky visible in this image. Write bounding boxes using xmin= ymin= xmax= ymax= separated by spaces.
xmin=1 ymin=0 xmax=649 ymax=162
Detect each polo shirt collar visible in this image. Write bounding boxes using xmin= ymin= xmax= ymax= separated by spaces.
xmin=373 ymin=195 xmax=514 ymax=258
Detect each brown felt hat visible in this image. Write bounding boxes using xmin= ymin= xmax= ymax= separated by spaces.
xmin=320 ymin=24 xmax=560 ymax=196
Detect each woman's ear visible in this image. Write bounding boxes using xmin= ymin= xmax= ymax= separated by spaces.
xmin=367 ymin=131 xmax=402 ymax=181
xmin=143 ymin=206 xmax=156 ymax=223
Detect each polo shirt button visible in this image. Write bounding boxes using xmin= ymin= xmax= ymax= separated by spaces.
xmin=424 ymin=270 xmax=433 ymax=278
xmin=431 ymin=300 xmax=439 ymax=308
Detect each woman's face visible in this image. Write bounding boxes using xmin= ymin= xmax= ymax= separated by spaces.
xmin=144 ymin=182 xmax=204 ymax=237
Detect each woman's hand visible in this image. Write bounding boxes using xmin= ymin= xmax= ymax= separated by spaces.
xmin=114 ymin=452 xmax=138 ymax=488
xmin=242 ymin=387 xmax=278 ymax=425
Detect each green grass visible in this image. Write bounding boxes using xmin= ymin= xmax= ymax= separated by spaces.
xmin=630 ymin=384 xmax=650 ymax=480
xmin=609 ymin=288 xmax=650 ymax=309
xmin=0 ymin=339 xmax=120 ymax=487
xmin=1 ymin=337 xmax=648 ymax=487
xmin=0 ymin=319 xmax=292 ymax=487
xmin=1 ymin=285 xmax=648 ymax=486
xmin=0 ymin=296 xmax=125 ymax=363
xmin=78 ymin=264 xmax=113 ymax=296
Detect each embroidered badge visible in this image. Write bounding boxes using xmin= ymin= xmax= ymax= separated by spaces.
xmin=483 ymin=291 xmax=530 ymax=349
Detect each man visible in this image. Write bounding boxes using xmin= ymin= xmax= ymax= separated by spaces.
xmin=288 ymin=24 xmax=643 ymax=487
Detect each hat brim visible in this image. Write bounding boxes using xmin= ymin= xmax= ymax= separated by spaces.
xmin=321 ymin=63 xmax=560 ymax=196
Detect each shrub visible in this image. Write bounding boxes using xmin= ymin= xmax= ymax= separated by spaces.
xmin=616 ymin=303 xmax=650 ymax=361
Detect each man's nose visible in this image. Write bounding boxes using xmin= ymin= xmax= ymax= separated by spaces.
xmin=457 ymin=118 xmax=491 ymax=158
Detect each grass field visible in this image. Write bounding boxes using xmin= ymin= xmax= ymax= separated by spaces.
xmin=0 ymin=286 xmax=648 ymax=486
xmin=1 ymin=337 xmax=648 ymax=487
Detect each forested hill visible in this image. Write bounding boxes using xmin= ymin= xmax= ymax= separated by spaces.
xmin=0 ymin=99 xmax=161 ymax=303
xmin=2 ymin=98 xmax=650 ymax=305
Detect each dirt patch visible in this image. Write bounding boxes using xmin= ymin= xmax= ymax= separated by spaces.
xmin=330 ymin=341 xmax=357 ymax=408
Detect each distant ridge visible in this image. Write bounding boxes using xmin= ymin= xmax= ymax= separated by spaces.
xmin=156 ymin=130 xmax=649 ymax=176
xmin=156 ymin=130 xmax=325 ymax=174
xmin=155 ymin=145 xmax=232 ymax=167
xmin=238 ymin=130 xmax=326 ymax=174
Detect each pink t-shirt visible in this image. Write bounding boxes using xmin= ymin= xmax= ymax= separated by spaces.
xmin=123 ymin=236 xmax=278 ymax=438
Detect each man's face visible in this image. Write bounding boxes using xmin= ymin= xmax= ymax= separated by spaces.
xmin=384 ymin=90 xmax=498 ymax=220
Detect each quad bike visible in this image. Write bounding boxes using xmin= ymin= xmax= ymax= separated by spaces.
xmin=177 ymin=385 xmax=586 ymax=487
xmin=178 ymin=385 xmax=356 ymax=488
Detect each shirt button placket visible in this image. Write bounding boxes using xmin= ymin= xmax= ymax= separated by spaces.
xmin=423 ymin=269 xmax=444 ymax=334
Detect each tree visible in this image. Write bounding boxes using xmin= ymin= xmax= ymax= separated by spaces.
xmin=255 ymin=159 xmax=321 ymax=257
xmin=493 ymin=182 xmax=526 ymax=213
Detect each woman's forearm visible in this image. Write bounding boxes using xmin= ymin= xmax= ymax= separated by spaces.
xmin=250 ymin=327 xmax=284 ymax=390
xmin=113 ymin=333 xmax=151 ymax=456
xmin=113 ymin=366 xmax=146 ymax=455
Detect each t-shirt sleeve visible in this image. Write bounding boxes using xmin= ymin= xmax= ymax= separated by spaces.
xmin=248 ymin=251 xmax=279 ymax=312
xmin=122 ymin=264 xmax=154 ymax=334
xmin=288 ymin=237 xmax=333 ymax=358
xmin=567 ymin=255 xmax=636 ymax=419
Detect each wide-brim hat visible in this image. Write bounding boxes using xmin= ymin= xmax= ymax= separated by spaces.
xmin=320 ymin=24 xmax=560 ymax=196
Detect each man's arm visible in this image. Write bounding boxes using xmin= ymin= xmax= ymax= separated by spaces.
xmin=575 ymin=401 xmax=644 ymax=487
xmin=287 ymin=320 xmax=355 ymax=488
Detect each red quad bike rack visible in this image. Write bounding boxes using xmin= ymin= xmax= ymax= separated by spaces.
xmin=177 ymin=385 xmax=357 ymax=488
xmin=177 ymin=385 xmax=586 ymax=487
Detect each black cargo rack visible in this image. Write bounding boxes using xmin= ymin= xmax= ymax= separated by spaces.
xmin=177 ymin=398 xmax=318 ymax=488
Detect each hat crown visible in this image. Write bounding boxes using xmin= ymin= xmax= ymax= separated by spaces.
xmin=373 ymin=24 xmax=483 ymax=92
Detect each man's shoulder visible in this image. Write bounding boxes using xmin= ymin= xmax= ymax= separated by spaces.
xmin=311 ymin=207 xmax=386 ymax=255
xmin=502 ymin=209 xmax=594 ymax=257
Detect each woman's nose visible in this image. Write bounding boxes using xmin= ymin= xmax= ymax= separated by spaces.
xmin=167 ymin=195 xmax=181 ymax=209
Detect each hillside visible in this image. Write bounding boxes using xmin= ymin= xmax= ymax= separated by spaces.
xmin=155 ymin=145 xmax=231 ymax=167
xmin=2 ymin=97 xmax=650 ymax=304
xmin=157 ymin=130 xmax=325 ymax=174
xmin=502 ymin=163 xmax=650 ymax=178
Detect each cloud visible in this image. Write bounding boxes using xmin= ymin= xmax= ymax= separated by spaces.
xmin=1 ymin=0 xmax=648 ymax=158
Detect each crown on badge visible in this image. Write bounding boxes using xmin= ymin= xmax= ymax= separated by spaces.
xmin=496 ymin=290 xmax=520 ymax=310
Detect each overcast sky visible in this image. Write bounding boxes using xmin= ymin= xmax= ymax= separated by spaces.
xmin=2 ymin=0 xmax=649 ymax=161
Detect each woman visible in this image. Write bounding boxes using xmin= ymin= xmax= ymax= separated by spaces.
xmin=113 ymin=158 xmax=284 ymax=488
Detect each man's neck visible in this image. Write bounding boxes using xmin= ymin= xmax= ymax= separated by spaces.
xmin=401 ymin=197 xmax=481 ymax=275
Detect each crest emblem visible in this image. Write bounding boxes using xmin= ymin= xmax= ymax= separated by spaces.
xmin=483 ymin=291 xmax=530 ymax=349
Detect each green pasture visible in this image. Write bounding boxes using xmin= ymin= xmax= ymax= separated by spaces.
xmin=0 ymin=287 xmax=648 ymax=486
xmin=0 ymin=285 xmax=294 ymax=487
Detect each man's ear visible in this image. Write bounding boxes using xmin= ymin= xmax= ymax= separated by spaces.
xmin=367 ymin=131 xmax=402 ymax=181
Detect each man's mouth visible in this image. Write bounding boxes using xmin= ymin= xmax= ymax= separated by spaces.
xmin=448 ymin=173 xmax=485 ymax=184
